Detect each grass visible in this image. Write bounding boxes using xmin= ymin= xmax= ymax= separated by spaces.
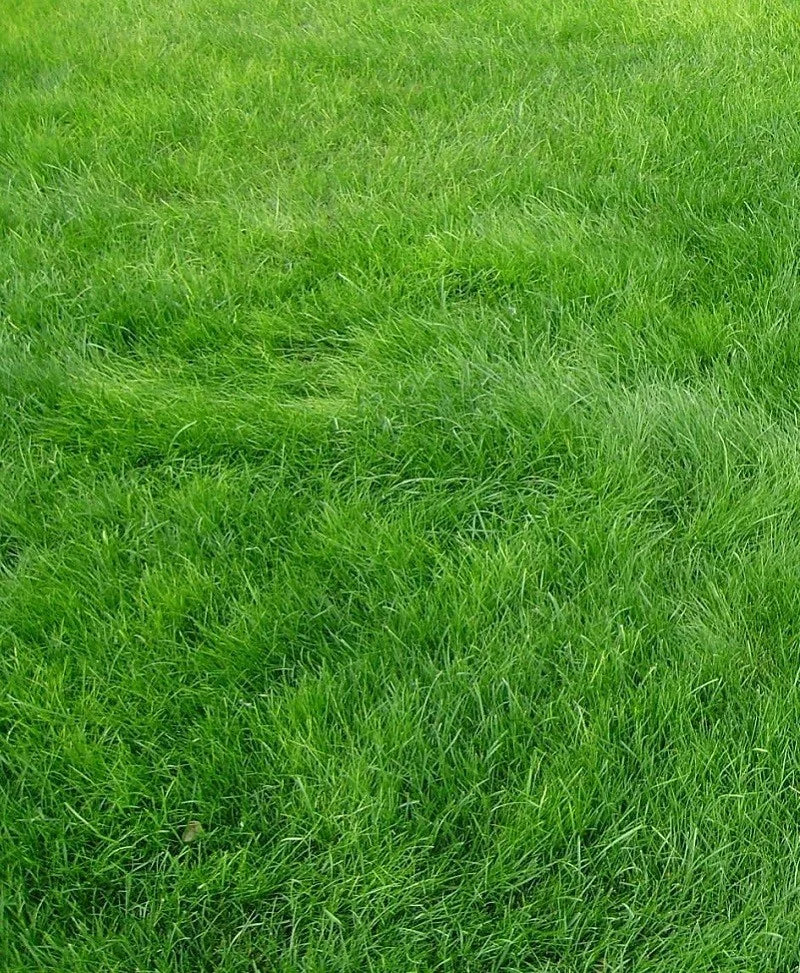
xmin=6 ymin=0 xmax=800 ymax=968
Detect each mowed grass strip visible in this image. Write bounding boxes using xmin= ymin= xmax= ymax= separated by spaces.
xmin=5 ymin=0 xmax=800 ymax=968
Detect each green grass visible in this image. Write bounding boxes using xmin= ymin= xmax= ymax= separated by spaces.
xmin=6 ymin=0 xmax=800 ymax=968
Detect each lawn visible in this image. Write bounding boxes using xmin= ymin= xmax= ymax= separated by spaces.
xmin=4 ymin=0 xmax=800 ymax=968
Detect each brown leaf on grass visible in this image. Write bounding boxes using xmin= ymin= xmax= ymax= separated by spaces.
xmin=181 ymin=820 xmax=203 ymax=843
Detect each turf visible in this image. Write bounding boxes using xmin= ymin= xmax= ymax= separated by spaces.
xmin=4 ymin=0 xmax=800 ymax=968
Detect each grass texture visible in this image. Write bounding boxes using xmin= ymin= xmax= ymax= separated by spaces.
xmin=5 ymin=0 xmax=800 ymax=968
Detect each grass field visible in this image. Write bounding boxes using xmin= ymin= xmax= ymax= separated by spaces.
xmin=7 ymin=0 xmax=800 ymax=968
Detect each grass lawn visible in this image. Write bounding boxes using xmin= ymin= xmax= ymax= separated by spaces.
xmin=6 ymin=0 xmax=800 ymax=968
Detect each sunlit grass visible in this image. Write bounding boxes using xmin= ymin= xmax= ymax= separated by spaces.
xmin=5 ymin=0 xmax=800 ymax=968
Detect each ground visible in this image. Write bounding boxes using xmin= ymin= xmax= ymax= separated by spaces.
xmin=4 ymin=0 xmax=800 ymax=969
